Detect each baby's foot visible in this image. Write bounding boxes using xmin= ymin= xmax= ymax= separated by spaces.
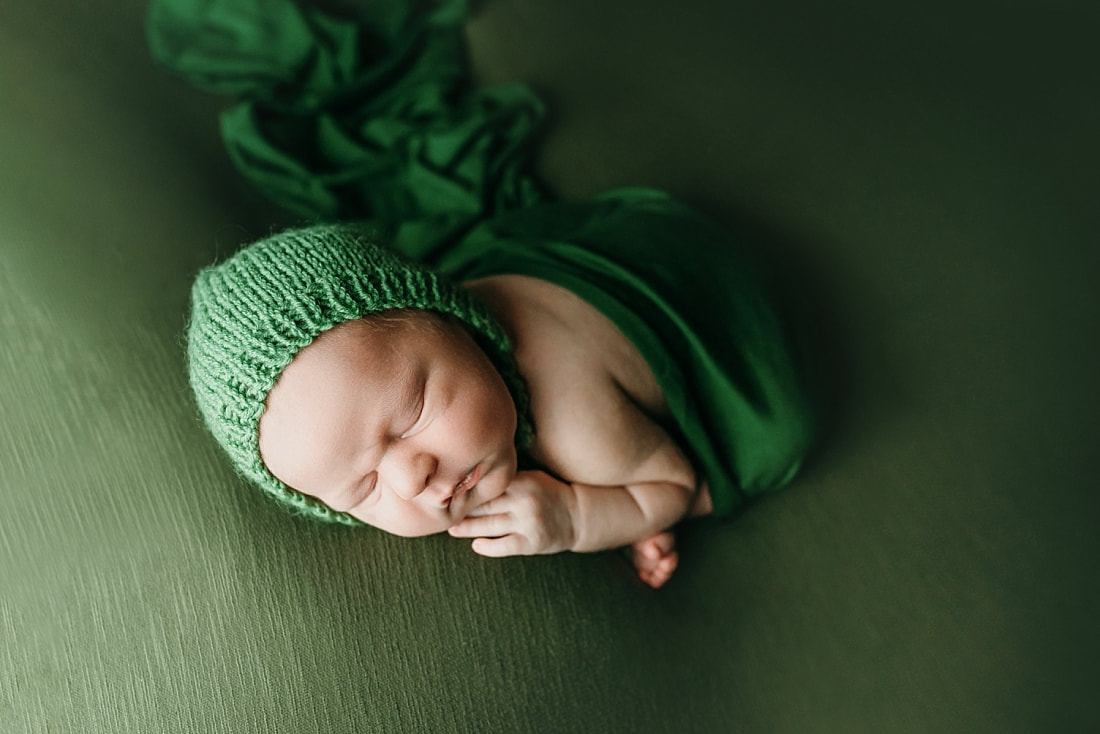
xmin=631 ymin=531 xmax=678 ymax=588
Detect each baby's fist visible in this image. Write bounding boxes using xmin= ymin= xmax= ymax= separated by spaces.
xmin=448 ymin=470 xmax=578 ymax=557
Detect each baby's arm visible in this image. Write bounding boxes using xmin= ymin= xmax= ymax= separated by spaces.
xmin=448 ymin=469 xmax=700 ymax=556
xmin=448 ymin=342 xmax=711 ymax=570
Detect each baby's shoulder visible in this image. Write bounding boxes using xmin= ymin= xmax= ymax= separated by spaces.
xmin=466 ymin=274 xmax=666 ymax=415
xmin=464 ymin=274 xmax=681 ymax=486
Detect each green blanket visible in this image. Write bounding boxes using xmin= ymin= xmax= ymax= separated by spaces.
xmin=147 ymin=0 xmax=816 ymax=515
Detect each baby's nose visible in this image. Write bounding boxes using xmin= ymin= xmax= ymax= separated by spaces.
xmin=390 ymin=452 xmax=437 ymax=500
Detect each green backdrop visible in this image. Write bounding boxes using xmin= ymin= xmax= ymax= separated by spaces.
xmin=2 ymin=1 xmax=1098 ymax=731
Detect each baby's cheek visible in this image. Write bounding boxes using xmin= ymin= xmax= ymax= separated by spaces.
xmin=465 ymin=406 xmax=505 ymax=448
xmin=467 ymin=382 xmax=517 ymax=439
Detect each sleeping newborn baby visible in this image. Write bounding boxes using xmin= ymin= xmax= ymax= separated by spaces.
xmin=187 ymin=190 xmax=817 ymax=588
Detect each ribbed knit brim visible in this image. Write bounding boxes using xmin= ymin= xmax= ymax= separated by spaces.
xmin=186 ymin=223 xmax=532 ymax=525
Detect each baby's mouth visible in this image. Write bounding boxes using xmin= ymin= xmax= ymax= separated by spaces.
xmin=445 ymin=464 xmax=483 ymax=508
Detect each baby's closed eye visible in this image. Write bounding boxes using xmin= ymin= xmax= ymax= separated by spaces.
xmin=348 ymin=472 xmax=379 ymax=509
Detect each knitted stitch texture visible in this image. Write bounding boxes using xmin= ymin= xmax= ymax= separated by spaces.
xmin=187 ymin=223 xmax=532 ymax=526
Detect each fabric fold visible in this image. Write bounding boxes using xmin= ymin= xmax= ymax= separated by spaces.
xmin=148 ymin=0 xmax=547 ymax=236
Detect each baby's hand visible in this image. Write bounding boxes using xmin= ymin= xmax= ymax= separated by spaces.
xmin=447 ymin=470 xmax=578 ymax=557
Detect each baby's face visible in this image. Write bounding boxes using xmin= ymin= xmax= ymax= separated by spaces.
xmin=257 ymin=313 xmax=519 ymax=536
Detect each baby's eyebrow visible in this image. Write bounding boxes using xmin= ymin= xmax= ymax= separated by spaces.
xmin=397 ymin=364 xmax=425 ymax=413
xmin=384 ymin=366 xmax=426 ymax=435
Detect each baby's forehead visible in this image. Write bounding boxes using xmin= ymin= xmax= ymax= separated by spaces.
xmin=262 ymin=308 xmax=475 ymax=428
xmin=266 ymin=310 xmax=459 ymax=405
xmin=356 ymin=308 xmax=454 ymax=335
xmin=276 ymin=319 xmax=400 ymax=390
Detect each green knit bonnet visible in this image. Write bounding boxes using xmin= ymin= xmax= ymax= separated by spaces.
xmin=186 ymin=223 xmax=533 ymax=526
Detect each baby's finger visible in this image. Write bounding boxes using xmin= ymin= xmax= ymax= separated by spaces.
xmin=448 ymin=513 xmax=511 ymax=538
xmin=463 ymin=495 xmax=512 ymax=518
xmin=471 ymin=535 xmax=527 ymax=558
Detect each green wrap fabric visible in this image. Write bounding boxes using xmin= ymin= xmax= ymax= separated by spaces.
xmin=437 ymin=189 xmax=816 ymax=515
xmin=147 ymin=0 xmax=547 ymax=253
xmin=147 ymin=0 xmax=816 ymax=515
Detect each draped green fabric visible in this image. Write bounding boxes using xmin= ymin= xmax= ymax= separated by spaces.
xmin=147 ymin=0 xmax=547 ymax=254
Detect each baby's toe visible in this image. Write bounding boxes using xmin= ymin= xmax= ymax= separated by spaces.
xmin=651 ymin=532 xmax=676 ymax=556
xmin=646 ymin=568 xmax=671 ymax=588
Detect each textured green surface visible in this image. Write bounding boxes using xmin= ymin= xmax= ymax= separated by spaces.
xmin=2 ymin=1 xmax=1098 ymax=732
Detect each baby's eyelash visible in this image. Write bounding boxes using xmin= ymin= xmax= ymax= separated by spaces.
xmin=400 ymin=390 xmax=426 ymax=438
xmin=354 ymin=472 xmax=378 ymax=506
